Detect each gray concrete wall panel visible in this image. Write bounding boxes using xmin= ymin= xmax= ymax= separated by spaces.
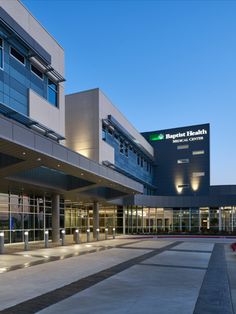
xmin=126 ymin=194 xmax=236 ymax=207
xmin=13 ymin=124 xmax=34 ymax=148
xmin=0 ymin=117 xmax=13 ymax=139
xmin=52 ymin=143 xmax=68 ymax=161
xmin=35 ymin=136 xmax=53 ymax=155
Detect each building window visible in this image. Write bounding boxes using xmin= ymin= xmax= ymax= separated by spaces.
xmin=137 ymin=155 xmax=140 ymax=165
xmin=102 ymin=128 xmax=106 ymax=141
xmin=119 ymin=139 xmax=124 ymax=154
xmin=177 ymin=145 xmax=189 ymax=150
xmin=114 ymin=133 xmax=119 ymax=141
xmin=141 ymin=157 xmax=144 ymax=167
xmin=31 ymin=64 xmax=43 ymax=80
xmin=0 ymin=38 xmax=3 ymax=70
xmin=48 ymin=79 xmax=58 ymax=107
xmin=10 ymin=46 xmax=25 ymax=65
xmin=125 ymin=144 xmax=129 ymax=157
xmin=108 ymin=128 xmax=113 ymax=135
xmin=177 ymin=159 xmax=189 ymax=164
xmin=192 ymin=150 xmax=205 ymax=156
xmin=192 ymin=172 xmax=205 ymax=177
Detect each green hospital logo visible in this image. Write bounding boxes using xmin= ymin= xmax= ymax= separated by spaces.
xmin=149 ymin=133 xmax=165 ymax=141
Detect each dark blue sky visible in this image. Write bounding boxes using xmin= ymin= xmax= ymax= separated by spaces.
xmin=22 ymin=0 xmax=236 ymax=185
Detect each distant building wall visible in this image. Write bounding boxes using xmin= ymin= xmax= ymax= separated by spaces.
xmin=142 ymin=123 xmax=210 ymax=196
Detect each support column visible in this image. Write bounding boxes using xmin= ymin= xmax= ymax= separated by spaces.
xmin=52 ymin=194 xmax=60 ymax=243
xmin=219 ymin=207 xmax=222 ymax=232
xmin=93 ymin=202 xmax=99 ymax=239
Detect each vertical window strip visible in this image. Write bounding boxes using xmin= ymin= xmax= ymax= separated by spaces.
xmin=0 ymin=38 xmax=3 ymax=70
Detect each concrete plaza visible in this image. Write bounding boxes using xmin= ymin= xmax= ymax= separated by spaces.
xmin=0 ymin=236 xmax=235 ymax=314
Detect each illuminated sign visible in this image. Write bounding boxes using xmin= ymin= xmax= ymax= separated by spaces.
xmin=150 ymin=128 xmax=208 ymax=144
xmin=149 ymin=133 xmax=164 ymax=141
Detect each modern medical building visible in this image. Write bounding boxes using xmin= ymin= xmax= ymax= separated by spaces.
xmin=0 ymin=0 xmax=235 ymax=244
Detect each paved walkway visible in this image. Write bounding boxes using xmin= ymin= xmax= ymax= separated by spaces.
xmin=0 ymin=237 xmax=235 ymax=314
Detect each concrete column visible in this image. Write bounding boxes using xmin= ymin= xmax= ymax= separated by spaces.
xmin=219 ymin=207 xmax=222 ymax=232
xmin=93 ymin=202 xmax=99 ymax=239
xmin=52 ymin=194 xmax=60 ymax=243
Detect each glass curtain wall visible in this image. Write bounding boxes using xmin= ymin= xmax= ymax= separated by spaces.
xmin=64 ymin=203 xmax=118 ymax=235
xmin=0 ymin=192 xmax=65 ymax=243
xmin=125 ymin=206 xmax=236 ymax=234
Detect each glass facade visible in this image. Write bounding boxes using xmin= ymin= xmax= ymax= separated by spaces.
xmin=64 ymin=203 xmax=119 ymax=235
xmin=124 ymin=206 xmax=236 ymax=234
xmin=48 ymin=79 xmax=58 ymax=107
xmin=0 ymin=38 xmax=3 ymax=70
xmin=0 ymin=23 xmax=59 ymax=116
xmin=0 ymin=192 xmax=64 ymax=243
xmin=0 ymin=193 xmax=236 ymax=244
xmin=102 ymin=122 xmax=154 ymax=195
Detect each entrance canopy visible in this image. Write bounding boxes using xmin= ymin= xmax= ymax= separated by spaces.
xmin=0 ymin=114 xmax=143 ymax=201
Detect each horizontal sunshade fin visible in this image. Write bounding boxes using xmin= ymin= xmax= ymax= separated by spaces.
xmin=0 ymin=7 xmax=51 ymax=65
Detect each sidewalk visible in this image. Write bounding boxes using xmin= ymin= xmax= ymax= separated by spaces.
xmin=0 ymin=236 xmax=235 ymax=314
xmin=3 ymin=233 xmax=111 ymax=254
